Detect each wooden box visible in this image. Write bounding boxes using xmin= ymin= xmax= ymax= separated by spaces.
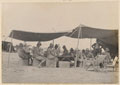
xmin=59 ymin=61 xmax=70 ymax=68
xmin=46 ymin=58 xmax=57 ymax=68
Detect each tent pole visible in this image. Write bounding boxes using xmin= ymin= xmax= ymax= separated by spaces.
xmin=90 ymin=38 xmax=92 ymax=50
xmin=80 ymin=25 xmax=82 ymax=67
xmin=8 ymin=32 xmax=13 ymax=68
xmin=75 ymin=25 xmax=81 ymax=68
xmin=52 ymin=28 xmax=56 ymax=45
xmin=76 ymin=28 xmax=81 ymax=49
xmin=53 ymin=39 xmax=54 ymax=45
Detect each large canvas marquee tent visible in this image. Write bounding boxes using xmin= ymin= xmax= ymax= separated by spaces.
xmin=9 ymin=25 xmax=118 ymax=57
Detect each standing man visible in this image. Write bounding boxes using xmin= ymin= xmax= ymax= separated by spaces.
xmin=92 ymin=40 xmax=102 ymax=57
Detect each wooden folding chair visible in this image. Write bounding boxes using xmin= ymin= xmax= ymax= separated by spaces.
xmin=85 ymin=55 xmax=106 ymax=71
xmin=106 ymin=56 xmax=118 ymax=71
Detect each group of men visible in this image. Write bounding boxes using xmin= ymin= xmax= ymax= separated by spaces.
xmin=17 ymin=42 xmax=61 ymax=67
xmin=17 ymin=40 xmax=113 ymax=70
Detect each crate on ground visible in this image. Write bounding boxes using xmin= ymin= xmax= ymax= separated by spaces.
xmin=59 ymin=61 xmax=70 ymax=68
xmin=46 ymin=58 xmax=57 ymax=68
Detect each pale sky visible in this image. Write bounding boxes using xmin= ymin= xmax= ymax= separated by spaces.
xmin=2 ymin=1 xmax=118 ymax=50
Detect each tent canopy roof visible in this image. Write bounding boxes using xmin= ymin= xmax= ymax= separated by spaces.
xmin=9 ymin=25 xmax=118 ymax=47
xmin=67 ymin=25 xmax=118 ymax=46
xmin=9 ymin=30 xmax=67 ymax=41
xmin=67 ymin=25 xmax=118 ymax=38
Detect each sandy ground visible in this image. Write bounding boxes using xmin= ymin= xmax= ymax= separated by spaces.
xmin=2 ymin=52 xmax=119 ymax=84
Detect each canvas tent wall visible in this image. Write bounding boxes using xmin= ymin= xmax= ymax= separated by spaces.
xmin=97 ymin=39 xmax=118 ymax=58
xmin=2 ymin=41 xmax=15 ymax=52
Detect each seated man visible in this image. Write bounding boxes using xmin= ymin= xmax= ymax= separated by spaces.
xmin=69 ymin=48 xmax=75 ymax=57
xmin=85 ymin=49 xmax=94 ymax=60
xmin=76 ymin=50 xmax=86 ymax=67
xmin=54 ymin=44 xmax=60 ymax=57
xmin=60 ymin=45 xmax=71 ymax=61
xmin=102 ymin=48 xmax=111 ymax=69
xmin=46 ymin=43 xmax=58 ymax=67
xmin=33 ymin=42 xmax=46 ymax=67
xmin=47 ymin=43 xmax=55 ymax=59
xmin=46 ymin=43 xmax=59 ymax=61
xmin=85 ymin=50 xmax=109 ymax=71
xmin=93 ymin=54 xmax=107 ymax=71
xmin=84 ymin=49 xmax=97 ymax=70
xmin=17 ymin=43 xmax=33 ymax=65
xmin=62 ymin=45 xmax=69 ymax=56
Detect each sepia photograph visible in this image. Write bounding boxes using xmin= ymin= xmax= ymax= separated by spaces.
xmin=1 ymin=1 xmax=119 ymax=84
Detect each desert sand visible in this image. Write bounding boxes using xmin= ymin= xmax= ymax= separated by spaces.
xmin=2 ymin=52 xmax=118 ymax=84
